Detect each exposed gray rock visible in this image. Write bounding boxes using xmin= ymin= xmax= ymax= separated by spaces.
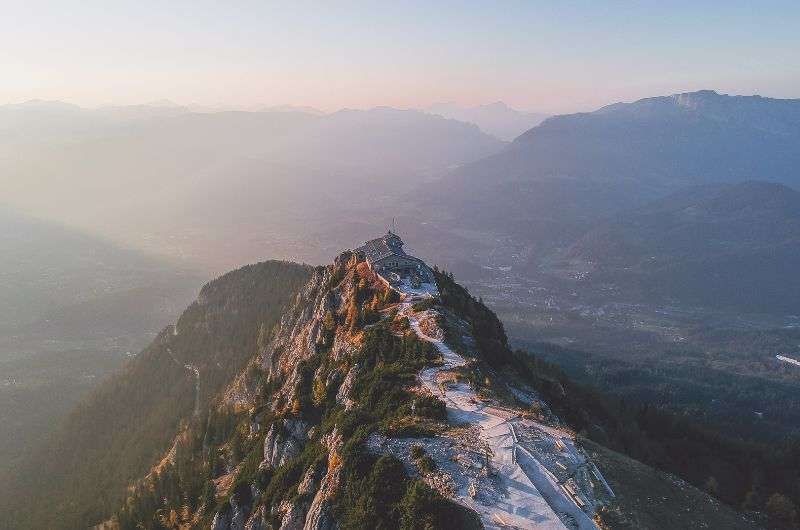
xmin=244 ymin=506 xmax=268 ymax=530
xmin=212 ymin=507 xmax=232 ymax=530
xmin=303 ymin=500 xmax=336 ymax=530
xmin=335 ymin=364 xmax=359 ymax=411
xmin=304 ymin=427 xmax=343 ymax=530
xmin=230 ymin=495 xmax=248 ymax=530
xmin=279 ymin=500 xmax=306 ymax=530
xmin=298 ymin=465 xmax=321 ymax=496
xmin=262 ymin=417 xmax=309 ymax=469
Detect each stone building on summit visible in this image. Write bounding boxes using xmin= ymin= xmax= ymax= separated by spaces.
xmin=355 ymin=231 xmax=434 ymax=287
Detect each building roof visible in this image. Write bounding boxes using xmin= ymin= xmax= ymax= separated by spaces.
xmin=357 ymin=231 xmax=413 ymax=264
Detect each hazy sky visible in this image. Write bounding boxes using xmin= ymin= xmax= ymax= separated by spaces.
xmin=2 ymin=0 xmax=799 ymax=113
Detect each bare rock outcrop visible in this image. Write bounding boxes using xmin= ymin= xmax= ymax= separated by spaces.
xmin=278 ymin=500 xmax=306 ymax=530
xmin=303 ymin=427 xmax=344 ymax=530
xmin=211 ymin=508 xmax=231 ymax=530
xmin=335 ymin=363 xmax=359 ymax=410
xmin=244 ymin=506 xmax=268 ymax=530
xmin=262 ymin=417 xmax=310 ymax=469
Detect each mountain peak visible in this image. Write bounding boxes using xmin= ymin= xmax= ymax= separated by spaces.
xmin=679 ymin=89 xmax=721 ymax=97
xmin=143 ymin=98 xmax=183 ymax=108
xmin=2 ymin=99 xmax=82 ymax=112
xmin=424 ymin=101 xmax=548 ymax=140
xmin=260 ymin=104 xmax=325 ymax=115
xmin=672 ymin=89 xmax=720 ymax=106
xmin=482 ymin=101 xmax=512 ymax=109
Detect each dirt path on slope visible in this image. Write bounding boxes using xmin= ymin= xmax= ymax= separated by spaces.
xmin=400 ymin=297 xmax=598 ymax=529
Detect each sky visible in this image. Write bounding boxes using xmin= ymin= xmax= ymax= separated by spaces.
xmin=1 ymin=0 xmax=799 ymax=114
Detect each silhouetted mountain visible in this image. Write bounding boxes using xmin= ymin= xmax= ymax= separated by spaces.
xmin=0 ymin=100 xmax=191 ymax=140
xmin=512 ymin=90 xmax=800 ymax=186
xmin=426 ymin=101 xmax=548 ymax=140
xmin=562 ymin=181 xmax=800 ymax=312
xmin=95 ymin=102 xmax=190 ymax=121
xmin=259 ymin=104 xmax=325 ymax=115
xmin=296 ymin=107 xmax=503 ymax=171
xmin=0 ymin=100 xmax=105 ymax=147
xmin=0 ymin=99 xmax=82 ymax=112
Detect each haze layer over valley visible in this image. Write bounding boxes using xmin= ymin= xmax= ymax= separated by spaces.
xmin=4 ymin=91 xmax=800 ymax=447
xmin=1 ymin=101 xmax=504 ymax=272
xmin=3 ymin=88 xmax=800 ymax=530
xmin=5 ymin=1 xmax=800 ymax=527
xmin=0 ymin=208 xmax=200 ymax=476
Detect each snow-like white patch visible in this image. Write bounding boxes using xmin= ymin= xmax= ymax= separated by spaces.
xmin=166 ymin=347 xmax=201 ymax=417
xmin=508 ymin=386 xmax=538 ymax=406
xmin=396 ymin=278 xmax=439 ymax=298
xmin=396 ymin=296 xmax=600 ymax=530
xmin=777 ymin=354 xmax=800 ymax=367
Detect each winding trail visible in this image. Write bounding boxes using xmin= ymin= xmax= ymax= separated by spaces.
xmin=777 ymin=354 xmax=800 ymax=368
xmin=393 ymin=277 xmax=599 ymax=530
xmin=166 ymin=346 xmax=201 ymax=417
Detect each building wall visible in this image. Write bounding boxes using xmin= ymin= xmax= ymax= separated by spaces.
xmin=374 ymin=255 xmax=422 ymax=270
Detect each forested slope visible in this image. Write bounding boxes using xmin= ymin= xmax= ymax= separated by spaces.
xmin=2 ymin=261 xmax=312 ymax=529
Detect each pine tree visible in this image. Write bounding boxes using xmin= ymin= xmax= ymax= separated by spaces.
xmin=767 ymin=493 xmax=798 ymax=529
xmin=703 ymin=476 xmax=719 ymax=497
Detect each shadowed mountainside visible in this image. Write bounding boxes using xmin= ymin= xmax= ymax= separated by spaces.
xmin=2 ymin=261 xmax=313 ymax=529
xmin=559 ymin=181 xmax=800 ymax=312
xmin=418 ymin=90 xmax=800 ymax=257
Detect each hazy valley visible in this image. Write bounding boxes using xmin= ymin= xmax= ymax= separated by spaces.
xmin=3 ymin=89 xmax=800 ymax=529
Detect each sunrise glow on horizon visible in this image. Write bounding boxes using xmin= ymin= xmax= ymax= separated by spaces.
xmin=2 ymin=0 xmax=799 ymax=114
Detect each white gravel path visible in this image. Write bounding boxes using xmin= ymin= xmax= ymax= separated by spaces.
xmin=400 ymin=296 xmax=591 ymax=529
xmin=777 ymin=354 xmax=800 ymax=367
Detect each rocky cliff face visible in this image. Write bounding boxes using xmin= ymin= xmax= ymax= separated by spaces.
xmin=215 ymin=254 xmax=359 ymax=530
xmin=112 ymin=252 xmax=411 ymax=529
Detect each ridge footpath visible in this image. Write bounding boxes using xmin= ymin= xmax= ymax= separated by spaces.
xmin=392 ymin=278 xmax=605 ymax=529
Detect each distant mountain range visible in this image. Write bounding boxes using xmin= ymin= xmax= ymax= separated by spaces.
xmin=0 ymin=102 xmax=504 ymax=271
xmin=512 ymin=90 xmax=800 ymax=186
xmin=426 ymin=101 xmax=548 ymax=140
xmin=0 ymin=99 xmax=191 ymax=143
xmin=3 ymin=90 xmax=799 ymax=315
xmin=427 ymin=91 xmax=800 ymax=238
xmin=259 ymin=104 xmax=325 ymax=115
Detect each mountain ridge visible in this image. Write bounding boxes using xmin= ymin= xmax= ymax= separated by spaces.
xmin=426 ymin=101 xmax=548 ymax=141
xmin=2 ymin=249 xmax=763 ymax=530
xmin=408 ymin=89 xmax=800 ymax=280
